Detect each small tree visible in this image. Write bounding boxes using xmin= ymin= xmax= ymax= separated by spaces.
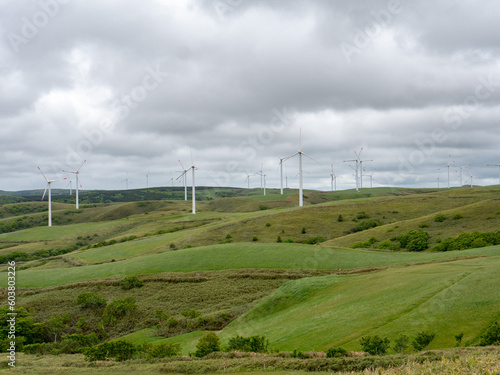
xmin=412 ymin=331 xmax=436 ymax=351
xmin=194 ymin=332 xmax=220 ymax=357
xmin=359 ymin=335 xmax=390 ymax=355
xmin=393 ymin=334 xmax=409 ymax=353
xmin=479 ymin=322 xmax=500 ymax=346
xmin=120 ymin=275 xmax=144 ymax=290
xmin=77 ymin=292 xmax=107 ymax=309
xmin=326 ymin=347 xmax=347 ymax=358
xmin=455 ymin=332 xmax=464 ymax=347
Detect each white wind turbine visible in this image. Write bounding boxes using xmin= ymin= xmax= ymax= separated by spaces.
xmin=255 ymin=165 xmax=267 ymax=196
xmin=178 ymin=155 xmax=197 ymax=214
xmin=244 ymin=170 xmax=252 ymax=189
xmin=283 ymin=129 xmax=315 ymax=207
xmin=146 ymin=170 xmax=150 ymax=189
xmin=62 ymin=160 xmax=86 ymax=209
xmin=66 ymin=179 xmax=73 ymax=195
xmin=487 ymin=163 xmax=500 ymax=185
xmin=330 ymin=164 xmax=337 ymax=192
xmin=279 ymin=158 xmax=286 ymax=194
xmin=453 ymin=162 xmax=469 ymax=187
xmin=177 ymin=160 xmax=188 ymax=201
xmin=445 ymin=155 xmax=453 ymax=189
xmin=38 ymin=167 xmax=65 ymax=227
xmin=363 ymin=170 xmax=375 ymax=188
xmin=344 ymin=148 xmax=362 ymax=192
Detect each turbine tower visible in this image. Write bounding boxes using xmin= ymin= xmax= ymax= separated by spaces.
xmin=38 ymin=167 xmax=65 ymax=227
xmin=487 ymin=164 xmax=500 ymax=185
xmin=256 ymin=166 xmax=267 ymax=196
xmin=344 ymin=148 xmax=363 ymax=192
xmin=244 ymin=170 xmax=252 ymax=189
xmin=62 ymin=160 xmax=86 ymax=209
xmin=330 ymin=164 xmax=337 ymax=192
xmin=283 ymin=129 xmax=315 ymax=207
xmin=177 ymin=161 xmax=188 ymax=201
xmin=146 ymin=170 xmax=150 ymax=189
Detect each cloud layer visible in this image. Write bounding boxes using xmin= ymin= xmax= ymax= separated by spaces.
xmin=1 ymin=0 xmax=500 ymax=191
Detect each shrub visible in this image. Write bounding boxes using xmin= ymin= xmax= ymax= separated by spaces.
xmin=337 ymin=214 xmax=344 ymax=222
xmin=284 ymin=239 xmax=294 ymax=243
xmin=419 ymin=222 xmax=430 ymax=228
xmin=277 ymin=236 xmax=283 ymax=243
xmin=181 ymin=309 xmax=201 ymax=318
xmin=479 ymin=322 xmax=500 ymax=346
xmin=353 ymin=211 xmax=370 ymax=220
xmin=397 ymin=230 xmax=429 ymax=252
xmin=194 ymin=332 xmax=220 ymax=357
xmin=303 ymin=236 xmax=326 ymax=245
xmin=455 ymin=332 xmax=464 ymax=347
xmin=412 ymin=331 xmax=436 ymax=351
xmin=227 ymin=335 xmax=268 ymax=353
xmin=120 ymin=275 xmax=144 ymax=290
xmin=393 ymin=334 xmax=409 ymax=353
xmin=359 ymin=335 xmax=390 ymax=355
xmin=252 ymin=236 xmax=258 ymax=242
xmin=102 ymin=297 xmax=136 ymax=325
xmin=147 ymin=342 xmax=181 ymax=358
xmin=301 ymin=227 xmax=307 ymax=234
xmin=453 ymin=213 xmax=463 ymax=220
xmin=434 ymin=214 xmax=446 ymax=222
xmin=326 ymin=347 xmax=347 ymax=358
xmin=347 ymin=219 xmax=383 ymax=234
xmin=84 ymin=340 xmax=136 ymax=362
xmin=376 ymin=239 xmax=400 ymax=251
xmin=265 ymin=222 xmax=271 ymax=227
xmin=76 ymin=293 xmax=107 ymax=309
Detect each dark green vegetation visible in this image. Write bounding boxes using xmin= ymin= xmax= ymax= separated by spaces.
xmin=1 ymin=186 xmax=500 ymax=373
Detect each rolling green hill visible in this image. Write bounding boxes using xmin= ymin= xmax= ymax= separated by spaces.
xmin=1 ymin=185 xmax=500 ymax=368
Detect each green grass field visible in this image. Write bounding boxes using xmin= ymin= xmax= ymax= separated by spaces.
xmin=1 ymin=186 xmax=500 ymax=373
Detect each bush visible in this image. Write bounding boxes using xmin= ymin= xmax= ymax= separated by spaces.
xmin=181 ymin=309 xmax=201 ymax=318
xmin=430 ymin=231 xmax=500 ymax=252
xmin=284 ymin=239 xmax=294 ymax=243
xmin=120 ymin=275 xmax=144 ymax=290
xmin=353 ymin=211 xmax=370 ymax=220
xmin=301 ymin=227 xmax=307 ymax=234
xmin=326 ymin=347 xmax=347 ymax=358
xmin=303 ymin=236 xmax=326 ymax=245
xmin=194 ymin=332 xmax=220 ymax=357
xmin=412 ymin=331 xmax=436 ymax=351
xmin=453 ymin=213 xmax=463 ymax=220
xmin=227 ymin=335 xmax=268 ymax=353
xmin=337 ymin=214 xmax=344 ymax=222
xmin=479 ymin=322 xmax=500 ymax=346
xmin=102 ymin=297 xmax=136 ymax=325
xmin=397 ymin=230 xmax=429 ymax=252
xmin=277 ymin=236 xmax=283 ymax=243
xmin=359 ymin=335 xmax=390 ymax=355
xmin=147 ymin=342 xmax=181 ymax=358
xmin=84 ymin=340 xmax=136 ymax=362
xmin=393 ymin=334 xmax=409 ymax=353
xmin=376 ymin=239 xmax=400 ymax=251
xmin=347 ymin=219 xmax=382 ymax=234
xmin=265 ymin=222 xmax=271 ymax=227
xmin=252 ymin=236 xmax=258 ymax=242
xmin=76 ymin=293 xmax=107 ymax=309
xmin=434 ymin=214 xmax=446 ymax=222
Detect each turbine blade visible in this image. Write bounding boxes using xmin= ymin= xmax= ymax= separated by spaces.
xmin=42 ymin=184 xmax=49 ymax=200
xmin=38 ymin=166 xmax=49 ymax=182
xmin=76 ymin=159 xmax=87 ymax=173
xmin=301 ymin=152 xmax=320 ymax=164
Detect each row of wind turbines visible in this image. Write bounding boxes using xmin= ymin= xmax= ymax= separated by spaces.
xmin=36 ymin=142 xmax=500 ymax=227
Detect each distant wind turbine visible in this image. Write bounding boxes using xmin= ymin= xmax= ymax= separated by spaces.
xmin=330 ymin=165 xmax=337 ymax=192
xmin=255 ymin=166 xmax=267 ymax=196
xmin=62 ymin=160 xmax=86 ymax=209
xmin=283 ymin=128 xmax=316 ymax=207
xmin=177 ymin=160 xmax=188 ymax=201
xmin=244 ymin=170 xmax=252 ymax=189
xmin=38 ymin=167 xmax=65 ymax=227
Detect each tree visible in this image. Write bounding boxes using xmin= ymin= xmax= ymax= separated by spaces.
xmin=412 ymin=331 xmax=436 ymax=351
xmin=393 ymin=334 xmax=409 ymax=353
xmin=479 ymin=322 xmax=500 ymax=346
xmin=359 ymin=335 xmax=390 ymax=355
xmin=194 ymin=332 xmax=220 ymax=357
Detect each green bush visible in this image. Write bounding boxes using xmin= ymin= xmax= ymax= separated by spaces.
xmin=284 ymin=239 xmax=294 ymax=243
xmin=479 ymin=322 xmax=500 ymax=346
xmin=76 ymin=293 xmax=107 ymax=309
xmin=181 ymin=309 xmax=201 ymax=318
xmin=431 ymin=231 xmax=500 ymax=252
xmin=277 ymin=236 xmax=283 ymax=243
xmin=337 ymin=214 xmax=344 ymax=222
xmin=147 ymin=342 xmax=181 ymax=358
xmin=227 ymin=335 xmax=269 ymax=353
xmin=359 ymin=335 xmax=390 ymax=355
xmin=194 ymin=332 xmax=220 ymax=357
xmin=452 ymin=213 xmax=463 ymax=220
xmin=397 ymin=230 xmax=429 ymax=252
xmin=376 ymin=239 xmax=400 ymax=251
xmin=120 ymin=275 xmax=144 ymax=290
xmin=347 ymin=219 xmax=383 ymax=234
xmin=303 ymin=236 xmax=326 ymax=245
xmin=252 ymin=236 xmax=258 ymax=242
xmin=412 ymin=331 xmax=436 ymax=351
xmin=84 ymin=340 xmax=136 ymax=362
xmin=102 ymin=297 xmax=136 ymax=325
xmin=326 ymin=347 xmax=347 ymax=358
xmin=393 ymin=334 xmax=409 ymax=353
xmin=353 ymin=211 xmax=370 ymax=220
xmin=434 ymin=214 xmax=446 ymax=222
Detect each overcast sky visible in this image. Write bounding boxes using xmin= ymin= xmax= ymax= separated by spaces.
xmin=1 ymin=0 xmax=500 ymax=192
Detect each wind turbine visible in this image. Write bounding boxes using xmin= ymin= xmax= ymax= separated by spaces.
xmin=279 ymin=158 xmax=286 ymax=194
xmin=283 ymin=129 xmax=315 ymax=207
xmin=465 ymin=168 xmax=477 ymax=188
xmin=344 ymin=148 xmax=363 ymax=191
xmin=487 ymin=164 xmax=500 ymax=185
xmin=244 ymin=170 xmax=252 ymax=189
xmin=453 ymin=162 xmax=469 ymax=187
xmin=66 ymin=180 xmax=73 ymax=195
xmin=330 ymin=165 xmax=337 ymax=192
xmin=177 ymin=161 xmax=188 ymax=201
xmin=146 ymin=170 xmax=150 ymax=189
xmin=62 ymin=160 xmax=86 ymax=209
xmin=445 ymin=155 xmax=454 ymax=189
xmin=38 ymin=167 xmax=65 ymax=227
xmin=255 ymin=166 xmax=267 ymax=196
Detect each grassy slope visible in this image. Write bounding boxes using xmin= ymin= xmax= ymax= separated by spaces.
xmin=13 ymin=243 xmax=500 ymax=288
xmin=213 ymin=251 xmax=500 ymax=352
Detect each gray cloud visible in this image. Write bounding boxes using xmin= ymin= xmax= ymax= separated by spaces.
xmin=1 ymin=0 xmax=499 ymax=192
